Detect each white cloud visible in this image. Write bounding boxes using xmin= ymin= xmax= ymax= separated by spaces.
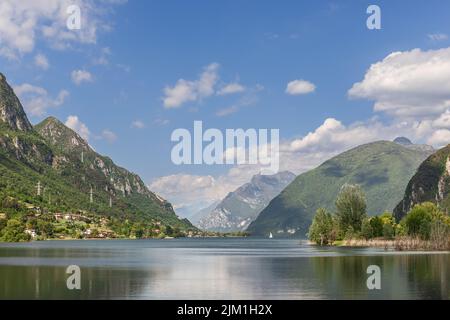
xmin=286 ymin=118 xmax=393 ymax=154
xmin=163 ymin=80 xmax=197 ymax=108
xmin=216 ymin=106 xmax=239 ymax=117
xmin=65 ymin=115 xmax=90 ymax=141
xmin=34 ymin=54 xmax=49 ymax=70
xmin=149 ymin=174 xmax=224 ymax=214
xmin=13 ymin=83 xmax=69 ymax=116
xmin=92 ymin=47 xmax=111 ymax=65
xmin=286 ymin=79 xmax=316 ymax=95
xmin=71 ymin=69 xmax=93 ymax=85
xmin=65 ymin=116 xmax=117 ymax=144
xmin=215 ymin=84 xmax=263 ymax=117
xmin=217 ymin=83 xmax=245 ymax=96
xmin=149 ymin=168 xmax=263 ymax=218
xmin=163 ymin=63 xmax=219 ymax=108
xmin=428 ymin=33 xmax=448 ymax=41
xmin=0 ymin=0 xmax=126 ymax=59
xmin=131 ymin=120 xmax=145 ymax=129
xmin=348 ymin=47 xmax=450 ymax=119
xmin=101 ymin=129 xmax=117 ymax=143
xmin=427 ymin=129 xmax=450 ymax=147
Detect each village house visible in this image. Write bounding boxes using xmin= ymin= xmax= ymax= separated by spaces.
xmin=25 ymin=229 xmax=37 ymax=239
xmin=54 ymin=213 xmax=64 ymax=220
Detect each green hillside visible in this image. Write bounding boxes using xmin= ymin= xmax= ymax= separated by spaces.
xmin=247 ymin=141 xmax=433 ymax=237
xmin=0 ymin=72 xmax=195 ymax=241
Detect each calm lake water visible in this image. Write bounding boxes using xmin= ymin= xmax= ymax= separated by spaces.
xmin=0 ymin=238 xmax=448 ymax=300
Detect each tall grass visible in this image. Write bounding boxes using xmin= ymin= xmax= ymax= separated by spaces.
xmin=342 ymin=236 xmax=450 ymax=251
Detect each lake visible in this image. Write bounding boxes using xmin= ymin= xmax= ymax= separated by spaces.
xmin=0 ymin=238 xmax=448 ymax=300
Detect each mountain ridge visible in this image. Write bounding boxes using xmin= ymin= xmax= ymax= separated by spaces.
xmin=197 ymin=171 xmax=295 ymax=232
xmin=0 ymin=72 xmax=195 ymax=238
xmin=247 ymin=140 xmax=434 ymax=237
xmin=0 ymin=73 xmax=33 ymax=132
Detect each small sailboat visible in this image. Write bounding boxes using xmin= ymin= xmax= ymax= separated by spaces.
xmin=269 ymin=232 xmax=273 ymax=239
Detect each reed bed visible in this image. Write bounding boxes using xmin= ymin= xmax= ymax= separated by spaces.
xmin=342 ymin=237 xmax=450 ymax=251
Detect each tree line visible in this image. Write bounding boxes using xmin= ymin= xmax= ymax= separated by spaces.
xmin=308 ymin=184 xmax=450 ymax=249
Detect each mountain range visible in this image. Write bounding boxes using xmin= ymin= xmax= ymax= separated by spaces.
xmin=247 ymin=140 xmax=434 ymax=237
xmin=0 ymin=72 xmax=194 ymax=236
xmin=197 ymin=171 xmax=295 ymax=232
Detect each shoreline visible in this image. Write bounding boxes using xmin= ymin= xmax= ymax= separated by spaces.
xmin=0 ymin=235 xmax=251 ymax=244
xmin=337 ymin=237 xmax=450 ymax=251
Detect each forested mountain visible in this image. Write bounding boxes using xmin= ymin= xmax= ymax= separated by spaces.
xmin=0 ymin=72 xmax=194 ymax=241
xmin=247 ymin=140 xmax=434 ymax=237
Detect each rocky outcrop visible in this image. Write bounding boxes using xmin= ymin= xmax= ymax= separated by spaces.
xmin=394 ymin=144 xmax=450 ymax=221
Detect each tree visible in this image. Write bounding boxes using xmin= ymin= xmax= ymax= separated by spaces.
xmin=335 ymin=184 xmax=367 ymax=232
xmin=36 ymin=220 xmax=54 ymax=238
xmin=308 ymin=208 xmax=336 ymax=245
xmin=0 ymin=219 xmax=31 ymax=242
xmin=383 ymin=223 xmax=395 ymax=239
xmin=165 ymin=225 xmax=173 ymax=236
xmin=380 ymin=212 xmax=395 ymax=226
xmin=135 ymin=228 xmax=144 ymax=239
xmin=369 ymin=216 xmax=383 ymax=238
xmin=0 ymin=218 xmax=6 ymax=232
xmin=361 ymin=218 xmax=373 ymax=240
xmin=403 ymin=203 xmax=435 ymax=239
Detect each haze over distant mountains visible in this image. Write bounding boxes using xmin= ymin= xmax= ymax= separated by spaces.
xmin=197 ymin=171 xmax=295 ymax=232
xmin=247 ymin=139 xmax=434 ymax=237
xmin=393 ymin=136 xmax=435 ymax=153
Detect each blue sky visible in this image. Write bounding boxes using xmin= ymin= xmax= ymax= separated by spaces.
xmin=1 ymin=0 xmax=450 ymax=216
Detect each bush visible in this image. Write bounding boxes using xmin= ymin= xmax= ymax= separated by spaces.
xmin=92 ymin=228 xmax=100 ymax=237
xmin=403 ymin=203 xmax=436 ymax=240
xmin=344 ymin=226 xmax=360 ymax=240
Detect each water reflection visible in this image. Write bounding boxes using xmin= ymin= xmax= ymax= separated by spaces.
xmin=0 ymin=239 xmax=448 ymax=300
